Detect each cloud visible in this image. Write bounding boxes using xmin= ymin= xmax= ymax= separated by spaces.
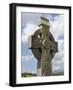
xmin=58 ymin=40 xmax=64 ymax=51
xmin=52 ymin=34 xmax=64 ymax=73
xmin=21 ymin=55 xmax=37 ymax=73
xmin=53 ymin=66 xmax=61 ymax=71
xmin=52 ymin=52 xmax=64 ymax=72
xmin=21 ymin=13 xmax=41 ymax=29
xmin=50 ymin=15 xmax=64 ymax=41
xmin=22 ymin=54 xmax=37 ymax=62
xmin=52 ymin=40 xmax=64 ymax=73
xmin=31 ymin=70 xmax=37 ymax=74
xmin=21 ymin=23 xmax=38 ymax=43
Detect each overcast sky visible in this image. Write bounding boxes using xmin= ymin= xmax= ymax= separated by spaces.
xmin=21 ymin=12 xmax=64 ymax=75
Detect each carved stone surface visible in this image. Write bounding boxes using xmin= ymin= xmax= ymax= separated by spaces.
xmin=28 ymin=17 xmax=58 ymax=76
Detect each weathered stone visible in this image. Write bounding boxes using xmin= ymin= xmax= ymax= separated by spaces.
xmin=28 ymin=16 xmax=58 ymax=76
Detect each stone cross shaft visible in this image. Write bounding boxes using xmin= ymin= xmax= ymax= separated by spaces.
xmin=28 ymin=17 xmax=58 ymax=76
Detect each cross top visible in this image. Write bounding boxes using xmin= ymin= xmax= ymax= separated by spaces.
xmin=39 ymin=16 xmax=49 ymax=26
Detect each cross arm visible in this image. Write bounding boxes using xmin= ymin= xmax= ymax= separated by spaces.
xmin=28 ymin=35 xmax=42 ymax=49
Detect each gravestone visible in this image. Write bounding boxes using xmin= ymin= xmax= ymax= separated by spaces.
xmin=28 ymin=17 xmax=58 ymax=76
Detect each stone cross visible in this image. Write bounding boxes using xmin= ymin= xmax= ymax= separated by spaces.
xmin=28 ymin=17 xmax=58 ymax=76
